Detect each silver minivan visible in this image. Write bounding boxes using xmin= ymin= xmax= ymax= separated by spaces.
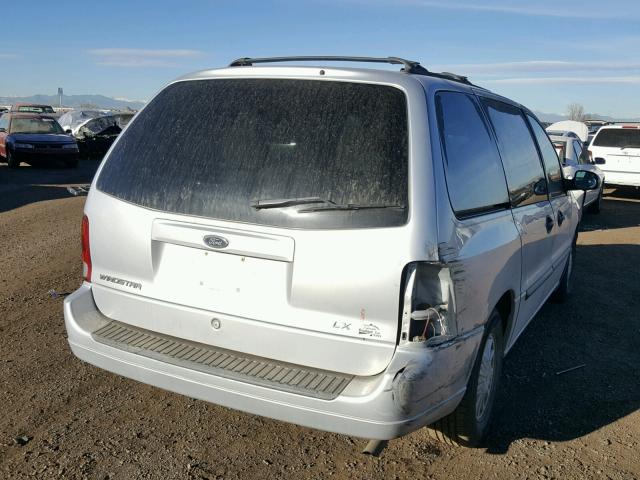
xmin=64 ymin=57 xmax=599 ymax=450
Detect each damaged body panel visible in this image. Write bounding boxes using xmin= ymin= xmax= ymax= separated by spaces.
xmin=391 ymin=327 xmax=483 ymax=416
xmin=58 ymin=110 xmax=135 ymax=158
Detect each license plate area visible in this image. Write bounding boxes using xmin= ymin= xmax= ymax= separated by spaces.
xmin=153 ymin=243 xmax=290 ymax=318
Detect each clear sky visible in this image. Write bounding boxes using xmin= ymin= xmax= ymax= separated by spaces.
xmin=2 ymin=0 xmax=640 ymax=117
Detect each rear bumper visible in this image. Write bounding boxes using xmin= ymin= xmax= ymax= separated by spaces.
xmin=64 ymin=283 xmax=483 ymax=440
xmin=603 ymin=171 xmax=640 ymax=187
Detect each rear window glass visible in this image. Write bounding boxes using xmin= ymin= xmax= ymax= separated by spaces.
xmin=16 ymin=106 xmax=54 ymax=113
xmin=97 ymin=79 xmax=408 ymax=229
xmin=593 ymin=128 xmax=640 ymax=148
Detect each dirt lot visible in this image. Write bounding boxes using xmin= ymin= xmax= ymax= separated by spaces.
xmin=1 ymin=160 xmax=639 ymax=479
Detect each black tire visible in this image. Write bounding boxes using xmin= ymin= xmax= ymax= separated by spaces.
xmin=551 ymin=238 xmax=578 ymax=303
xmin=427 ymin=310 xmax=504 ymax=447
xmin=6 ymin=148 xmax=19 ymax=168
xmin=586 ymin=186 xmax=603 ymax=214
xmin=552 ymin=232 xmax=577 ymax=303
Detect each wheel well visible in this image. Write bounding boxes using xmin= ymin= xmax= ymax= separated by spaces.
xmin=494 ymin=291 xmax=513 ymax=334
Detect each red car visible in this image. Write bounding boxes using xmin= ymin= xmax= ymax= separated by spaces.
xmin=0 ymin=113 xmax=79 ymax=168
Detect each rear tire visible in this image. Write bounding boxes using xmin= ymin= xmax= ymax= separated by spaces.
xmin=6 ymin=148 xmax=19 ymax=168
xmin=552 ymin=234 xmax=576 ymax=303
xmin=427 ymin=310 xmax=504 ymax=447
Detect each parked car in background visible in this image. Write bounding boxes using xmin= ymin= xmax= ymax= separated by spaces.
xmin=588 ymin=125 xmax=640 ymax=188
xmin=585 ymin=120 xmax=609 ymax=134
xmin=64 ymin=56 xmax=600 ymax=450
xmin=0 ymin=113 xmax=78 ymax=168
xmin=57 ymin=109 xmax=107 ymax=133
xmin=546 ymin=120 xmax=589 ymax=144
xmin=57 ymin=110 xmax=135 ymax=158
xmin=10 ymin=103 xmax=56 ymax=114
xmin=549 ymin=134 xmax=604 ymax=213
xmin=546 ymin=123 xmax=587 ymax=158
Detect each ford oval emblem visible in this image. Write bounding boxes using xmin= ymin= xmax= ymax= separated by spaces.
xmin=203 ymin=235 xmax=229 ymax=249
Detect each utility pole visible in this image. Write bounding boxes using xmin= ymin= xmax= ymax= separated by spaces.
xmin=58 ymin=87 xmax=63 ymax=108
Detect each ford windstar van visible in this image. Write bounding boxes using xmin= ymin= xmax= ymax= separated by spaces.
xmin=64 ymin=56 xmax=599 ymax=449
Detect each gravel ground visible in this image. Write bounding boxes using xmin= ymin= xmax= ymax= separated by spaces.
xmin=0 ymin=160 xmax=639 ymax=479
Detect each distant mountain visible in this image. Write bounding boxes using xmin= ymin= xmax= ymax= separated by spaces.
xmin=0 ymin=94 xmax=145 ymax=110
xmin=534 ymin=110 xmax=640 ymax=123
xmin=533 ymin=111 xmax=566 ymax=123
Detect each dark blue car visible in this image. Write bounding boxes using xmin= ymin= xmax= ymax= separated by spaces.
xmin=0 ymin=113 xmax=79 ymax=168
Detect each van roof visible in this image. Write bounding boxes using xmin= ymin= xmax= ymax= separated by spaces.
xmin=227 ymin=55 xmax=481 ymax=87
xmin=170 ymin=56 xmax=530 ymax=122
xmin=598 ymin=124 xmax=640 ymax=130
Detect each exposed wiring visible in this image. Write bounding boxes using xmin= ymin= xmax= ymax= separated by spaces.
xmin=421 ymin=307 xmax=444 ymax=339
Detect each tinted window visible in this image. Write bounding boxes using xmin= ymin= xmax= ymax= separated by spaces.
xmin=435 ymin=92 xmax=509 ymax=216
xmin=573 ymin=142 xmax=585 ymax=164
xmin=593 ymin=128 xmax=640 ymax=148
xmin=97 ymin=79 xmax=408 ymax=229
xmin=526 ymin=114 xmax=564 ymax=196
xmin=0 ymin=115 xmax=8 ymax=130
xmin=482 ymin=99 xmax=547 ymax=207
xmin=553 ymin=142 xmax=566 ymax=162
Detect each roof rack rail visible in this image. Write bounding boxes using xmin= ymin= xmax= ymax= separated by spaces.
xmin=228 ymin=56 xmax=479 ymax=87
xmin=229 ymin=56 xmax=430 ymax=75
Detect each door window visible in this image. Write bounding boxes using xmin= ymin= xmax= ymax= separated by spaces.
xmin=435 ymin=92 xmax=509 ymax=217
xmin=526 ymin=114 xmax=565 ymax=196
xmin=482 ymin=99 xmax=548 ymax=207
xmin=573 ymin=141 xmax=585 ymax=164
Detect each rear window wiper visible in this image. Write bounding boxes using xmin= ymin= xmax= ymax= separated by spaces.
xmin=298 ymin=203 xmax=405 ymax=213
xmin=250 ymin=197 xmax=405 ymax=212
xmin=620 ymin=145 xmax=640 ymax=150
xmin=250 ymin=196 xmax=336 ymax=210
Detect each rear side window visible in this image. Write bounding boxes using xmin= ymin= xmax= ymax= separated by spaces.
xmin=526 ymin=114 xmax=564 ymax=196
xmin=435 ymin=92 xmax=509 ymax=217
xmin=574 ymin=142 xmax=586 ymax=164
xmin=97 ymin=79 xmax=408 ymax=229
xmin=482 ymin=99 xmax=547 ymax=207
xmin=593 ymin=128 xmax=640 ymax=148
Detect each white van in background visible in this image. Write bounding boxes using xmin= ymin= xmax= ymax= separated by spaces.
xmin=589 ymin=125 xmax=640 ymax=187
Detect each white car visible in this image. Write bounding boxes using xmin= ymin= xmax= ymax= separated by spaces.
xmin=588 ymin=125 xmax=640 ymax=188
xmin=549 ymin=135 xmax=604 ymax=213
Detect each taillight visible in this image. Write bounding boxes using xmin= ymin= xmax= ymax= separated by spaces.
xmin=399 ymin=262 xmax=456 ymax=345
xmin=81 ymin=215 xmax=92 ymax=282
xmin=588 ymin=149 xmax=593 ymax=163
